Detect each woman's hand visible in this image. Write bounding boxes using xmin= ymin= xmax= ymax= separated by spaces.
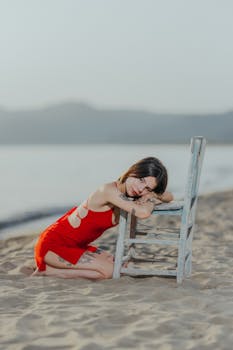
xmin=135 ymin=190 xmax=174 ymax=205
xmin=135 ymin=192 xmax=163 ymax=206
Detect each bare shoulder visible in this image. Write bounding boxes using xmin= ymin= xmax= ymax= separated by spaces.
xmin=100 ymin=182 xmax=117 ymax=195
xmin=100 ymin=181 xmax=128 ymax=202
xmin=96 ymin=181 xmax=119 ymax=203
xmin=87 ymin=182 xmax=117 ymax=210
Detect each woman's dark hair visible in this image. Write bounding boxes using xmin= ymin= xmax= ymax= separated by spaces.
xmin=119 ymin=157 xmax=168 ymax=194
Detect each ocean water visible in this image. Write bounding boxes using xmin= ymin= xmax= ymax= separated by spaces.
xmin=0 ymin=144 xmax=232 ymax=238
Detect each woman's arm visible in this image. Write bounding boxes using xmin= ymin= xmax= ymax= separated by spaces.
xmin=101 ymin=183 xmax=160 ymax=219
xmin=155 ymin=191 xmax=174 ymax=203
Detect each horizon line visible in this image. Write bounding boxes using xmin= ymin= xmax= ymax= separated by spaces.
xmin=1 ymin=100 xmax=233 ymax=116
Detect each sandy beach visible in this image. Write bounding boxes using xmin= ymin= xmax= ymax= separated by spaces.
xmin=0 ymin=190 xmax=233 ymax=350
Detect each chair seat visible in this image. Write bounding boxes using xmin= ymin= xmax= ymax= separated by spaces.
xmin=154 ymin=200 xmax=184 ymax=210
xmin=153 ymin=200 xmax=184 ymax=215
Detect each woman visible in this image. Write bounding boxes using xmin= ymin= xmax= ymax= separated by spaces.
xmin=33 ymin=157 xmax=173 ymax=280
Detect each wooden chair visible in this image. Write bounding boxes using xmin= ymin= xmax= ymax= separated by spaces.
xmin=113 ymin=136 xmax=206 ymax=283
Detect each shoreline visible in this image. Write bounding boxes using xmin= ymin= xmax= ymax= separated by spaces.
xmin=0 ymin=189 xmax=233 ymax=349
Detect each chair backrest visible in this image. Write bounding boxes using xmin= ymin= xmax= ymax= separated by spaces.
xmin=183 ymin=136 xmax=206 ymax=220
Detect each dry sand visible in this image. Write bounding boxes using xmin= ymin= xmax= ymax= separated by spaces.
xmin=0 ymin=190 xmax=233 ymax=350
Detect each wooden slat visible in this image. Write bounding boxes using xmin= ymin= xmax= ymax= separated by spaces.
xmin=126 ymin=238 xmax=179 ymax=246
xmin=121 ymin=267 xmax=177 ymax=276
xmin=135 ymin=230 xmax=179 ymax=237
xmin=152 ymin=209 xmax=183 ymax=216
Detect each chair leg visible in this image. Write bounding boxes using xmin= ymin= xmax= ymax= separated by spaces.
xmin=185 ymin=252 xmax=192 ymax=277
xmin=177 ymin=252 xmax=185 ymax=284
xmin=184 ymin=226 xmax=194 ymax=277
xmin=128 ymin=214 xmax=137 ymax=259
xmin=177 ymin=227 xmax=186 ymax=284
xmin=113 ymin=210 xmax=128 ymax=278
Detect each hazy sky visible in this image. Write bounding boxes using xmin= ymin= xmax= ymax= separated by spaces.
xmin=1 ymin=0 xmax=233 ymax=113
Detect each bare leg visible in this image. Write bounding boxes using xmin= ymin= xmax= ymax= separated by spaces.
xmin=32 ymin=265 xmax=105 ymax=280
xmin=32 ymin=249 xmax=114 ymax=280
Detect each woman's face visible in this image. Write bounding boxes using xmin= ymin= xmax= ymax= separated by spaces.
xmin=125 ymin=176 xmax=157 ymax=197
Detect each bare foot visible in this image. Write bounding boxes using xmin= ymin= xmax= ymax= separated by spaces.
xmin=30 ymin=268 xmax=46 ymax=277
xmin=19 ymin=265 xmax=35 ymax=276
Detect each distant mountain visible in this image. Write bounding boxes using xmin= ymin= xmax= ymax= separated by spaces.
xmin=0 ymin=102 xmax=232 ymax=144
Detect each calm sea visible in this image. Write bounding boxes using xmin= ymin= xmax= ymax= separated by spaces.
xmin=0 ymin=144 xmax=232 ymax=238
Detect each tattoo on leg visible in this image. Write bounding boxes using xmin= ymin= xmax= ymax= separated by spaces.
xmin=95 ymin=248 xmax=103 ymax=255
xmin=78 ymin=252 xmax=94 ymax=264
xmin=58 ymin=256 xmax=73 ymax=267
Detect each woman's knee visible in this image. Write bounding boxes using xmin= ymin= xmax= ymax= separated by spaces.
xmin=97 ymin=261 xmax=114 ymax=279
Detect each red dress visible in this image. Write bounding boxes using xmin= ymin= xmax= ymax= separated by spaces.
xmin=34 ymin=201 xmax=116 ymax=271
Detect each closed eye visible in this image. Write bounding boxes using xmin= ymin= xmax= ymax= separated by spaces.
xmin=145 ymin=186 xmax=153 ymax=192
xmin=140 ymin=178 xmax=154 ymax=192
